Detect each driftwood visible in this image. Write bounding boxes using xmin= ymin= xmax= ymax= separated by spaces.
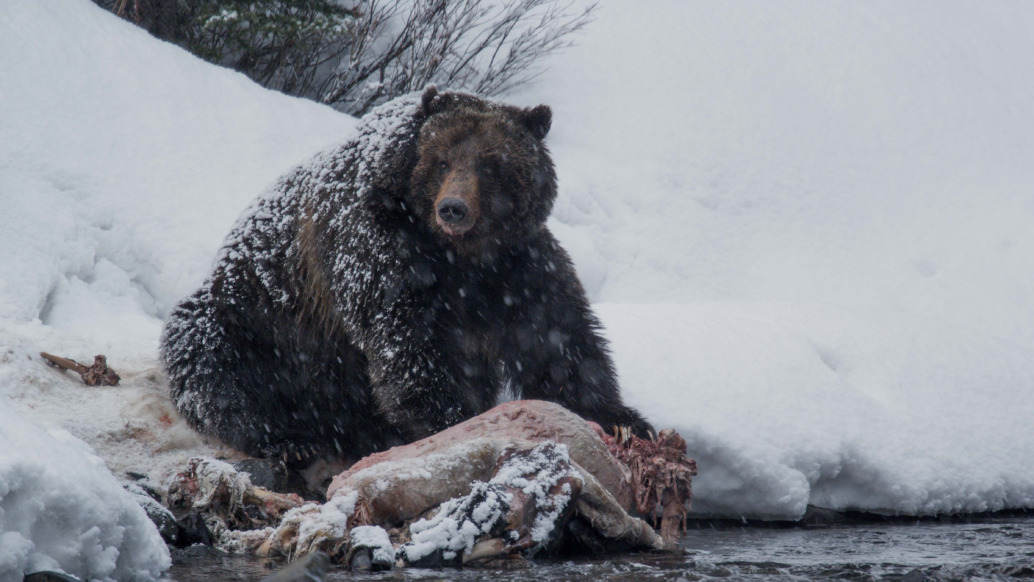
xmin=40 ymin=352 xmax=121 ymax=386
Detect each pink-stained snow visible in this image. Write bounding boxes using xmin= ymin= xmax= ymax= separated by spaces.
xmin=3 ymin=0 xmax=1034 ymax=577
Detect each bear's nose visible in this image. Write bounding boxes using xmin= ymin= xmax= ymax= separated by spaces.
xmin=437 ymin=198 xmax=469 ymax=224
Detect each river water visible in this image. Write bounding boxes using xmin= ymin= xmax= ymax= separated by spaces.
xmin=164 ymin=516 xmax=1034 ymax=581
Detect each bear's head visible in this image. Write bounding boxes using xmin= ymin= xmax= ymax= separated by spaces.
xmin=408 ymin=87 xmax=558 ymax=257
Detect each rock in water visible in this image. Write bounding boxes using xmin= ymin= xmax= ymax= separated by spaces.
xmin=259 ymin=551 xmax=331 ymax=582
xmin=346 ymin=525 xmax=395 ymax=571
xmin=175 ymin=512 xmax=214 ymax=547
xmin=124 ymin=482 xmax=179 ymax=544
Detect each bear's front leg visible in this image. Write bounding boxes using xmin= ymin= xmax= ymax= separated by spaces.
xmin=505 ymin=315 xmax=654 ymax=438
xmin=501 ymin=242 xmax=655 ymax=438
xmin=356 ymin=304 xmax=496 ymax=441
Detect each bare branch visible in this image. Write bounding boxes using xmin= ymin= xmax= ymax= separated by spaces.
xmin=100 ymin=0 xmax=598 ymax=116
xmin=321 ymin=0 xmax=597 ymax=114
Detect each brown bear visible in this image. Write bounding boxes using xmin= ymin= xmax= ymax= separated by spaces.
xmin=160 ymin=87 xmax=653 ymax=463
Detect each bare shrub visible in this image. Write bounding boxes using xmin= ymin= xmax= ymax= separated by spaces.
xmin=102 ymin=0 xmax=597 ymax=116
xmin=321 ymin=0 xmax=597 ymax=115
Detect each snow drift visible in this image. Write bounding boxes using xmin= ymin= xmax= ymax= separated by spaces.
xmin=1 ymin=1 xmax=351 ymax=579
xmin=2 ymin=6 xmax=1034 ymax=579
xmin=0 ymin=404 xmax=170 ymax=581
xmin=514 ymin=0 xmax=1034 ymax=518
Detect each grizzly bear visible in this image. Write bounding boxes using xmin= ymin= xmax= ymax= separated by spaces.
xmin=161 ymin=87 xmax=652 ymax=462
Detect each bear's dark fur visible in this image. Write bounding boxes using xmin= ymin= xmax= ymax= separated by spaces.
xmin=161 ymin=88 xmax=653 ymax=462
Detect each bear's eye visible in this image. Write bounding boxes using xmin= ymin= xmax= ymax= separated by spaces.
xmin=438 ymin=160 xmax=449 ymax=172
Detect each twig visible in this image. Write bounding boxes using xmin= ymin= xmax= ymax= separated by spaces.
xmin=40 ymin=352 xmax=121 ymax=386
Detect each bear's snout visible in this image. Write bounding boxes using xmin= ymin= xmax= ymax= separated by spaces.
xmin=434 ymin=170 xmax=480 ymax=237
xmin=437 ymin=198 xmax=469 ymax=225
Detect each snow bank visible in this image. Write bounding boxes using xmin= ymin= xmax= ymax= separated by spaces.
xmin=0 ymin=0 xmax=354 ymax=355
xmin=0 ymin=399 xmax=170 ymax=581
xmin=0 ymin=2 xmax=353 ymax=470
xmin=601 ymin=302 xmax=1034 ymax=518
xmin=511 ymin=1 xmax=1034 ymax=517
xmin=529 ymin=2 xmax=1034 ymax=350
xmin=3 ymin=0 xmax=1034 ymax=542
xmin=1 ymin=1 xmax=352 ymax=577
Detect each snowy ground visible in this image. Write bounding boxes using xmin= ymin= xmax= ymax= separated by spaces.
xmin=3 ymin=0 xmax=1034 ymax=579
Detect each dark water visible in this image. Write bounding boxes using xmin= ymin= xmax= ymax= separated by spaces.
xmin=164 ymin=517 xmax=1034 ymax=581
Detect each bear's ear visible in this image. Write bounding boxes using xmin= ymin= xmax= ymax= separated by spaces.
xmin=520 ymin=105 xmax=552 ymax=140
xmin=421 ymin=86 xmax=440 ymax=116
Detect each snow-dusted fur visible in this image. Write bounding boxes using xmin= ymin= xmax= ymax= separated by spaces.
xmin=160 ymin=88 xmax=651 ymax=462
